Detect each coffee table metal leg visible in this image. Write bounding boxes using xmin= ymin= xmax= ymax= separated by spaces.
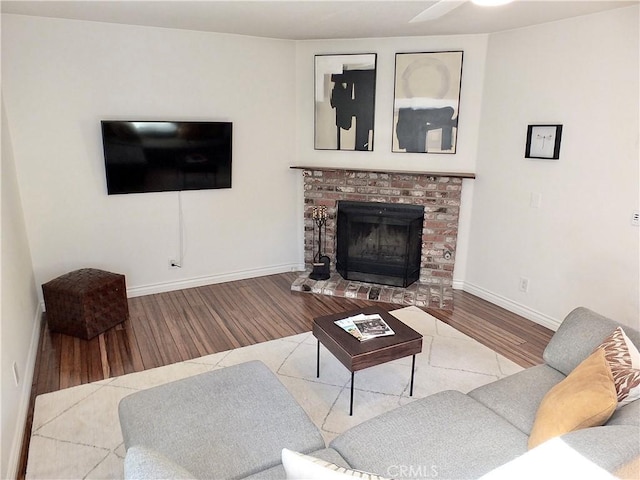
xmin=410 ymin=354 xmax=416 ymax=396
xmin=316 ymin=340 xmax=320 ymax=378
xmin=350 ymin=371 xmax=355 ymax=416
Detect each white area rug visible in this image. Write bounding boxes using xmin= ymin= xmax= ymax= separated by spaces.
xmin=26 ymin=306 xmax=522 ymax=479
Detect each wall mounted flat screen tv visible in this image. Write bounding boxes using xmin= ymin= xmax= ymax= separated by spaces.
xmin=101 ymin=120 xmax=232 ymax=194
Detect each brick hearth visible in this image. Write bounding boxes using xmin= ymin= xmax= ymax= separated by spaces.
xmin=291 ymin=167 xmax=473 ymax=310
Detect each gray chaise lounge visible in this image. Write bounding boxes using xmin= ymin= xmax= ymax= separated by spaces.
xmin=119 ymin=307 xmax=640 ymax=479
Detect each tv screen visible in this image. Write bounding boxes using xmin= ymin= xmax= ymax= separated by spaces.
xmin=101 ymin=120 xmax=232 ymax=194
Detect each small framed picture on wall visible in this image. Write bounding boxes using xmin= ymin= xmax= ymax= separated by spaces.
xmin=525 ymin=124 xmax=563 ymax=159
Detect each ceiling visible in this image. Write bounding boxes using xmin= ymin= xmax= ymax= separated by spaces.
xmin=1 ymin=0 xmax=637 ymax=40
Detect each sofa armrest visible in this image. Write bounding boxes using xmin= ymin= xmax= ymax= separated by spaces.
xmin=543 ymin=307 xmax=640 ymax=376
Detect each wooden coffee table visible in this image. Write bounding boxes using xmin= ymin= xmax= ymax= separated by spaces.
xmin=313 ymin=305 xmax=423 ymax=415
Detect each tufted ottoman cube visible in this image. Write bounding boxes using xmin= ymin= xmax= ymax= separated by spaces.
xmin=42 ymin=268 xmax=129 ymax=340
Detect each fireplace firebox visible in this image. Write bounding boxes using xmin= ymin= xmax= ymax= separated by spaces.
xmin=336 ymin=201 xmax=425 ymax=288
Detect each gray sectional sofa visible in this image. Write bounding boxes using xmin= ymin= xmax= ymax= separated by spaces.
xmin=119 ymin=307 xmax=640 ymax=479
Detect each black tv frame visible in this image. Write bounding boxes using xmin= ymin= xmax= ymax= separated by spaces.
xmin=101 ymin=120 xmax=232 ymax=195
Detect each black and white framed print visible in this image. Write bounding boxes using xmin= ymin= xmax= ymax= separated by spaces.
xmin=314 ymin=54 xmax=377 ymax=151
xmin=525 ymin=124 xmax=563 ymax=159
xmin=392 ymin=51 xmax=463 ymax=154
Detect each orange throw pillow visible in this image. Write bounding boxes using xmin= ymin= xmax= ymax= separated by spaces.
xmin=528 ymin=348 xmax=617 ymax=449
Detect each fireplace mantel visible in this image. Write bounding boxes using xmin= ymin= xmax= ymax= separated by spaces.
xmin=290 ymin=165 xmax=476 ymax=179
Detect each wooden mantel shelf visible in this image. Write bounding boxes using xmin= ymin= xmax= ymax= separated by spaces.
xmin=290 ymin=165 xmax=476 ymax=179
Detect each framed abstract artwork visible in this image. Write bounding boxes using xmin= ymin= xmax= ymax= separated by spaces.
xmin=314 ymin=53 xmax=377 ymax=151
xmin=392 ymin=51 xmax=463 ymax=154
xmin=525 ymin=124 xmax=563 ymax=159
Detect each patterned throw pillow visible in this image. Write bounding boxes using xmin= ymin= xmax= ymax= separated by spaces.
xmin=596 ymin=327 xmax=640 ymax=408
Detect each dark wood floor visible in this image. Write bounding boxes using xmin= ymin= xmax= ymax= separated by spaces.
xmin=18 ymin=272 xmax=554 ymax=478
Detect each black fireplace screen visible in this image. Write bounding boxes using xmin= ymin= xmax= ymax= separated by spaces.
xmin=336 ymin=201 xmax=424 ymax=287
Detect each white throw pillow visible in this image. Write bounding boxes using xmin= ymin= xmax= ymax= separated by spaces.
xmin=281 ymin=448 xmax=389 ymax=480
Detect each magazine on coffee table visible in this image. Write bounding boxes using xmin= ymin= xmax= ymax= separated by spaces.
xmin=335 ymin=313 xmax=395 ymax=341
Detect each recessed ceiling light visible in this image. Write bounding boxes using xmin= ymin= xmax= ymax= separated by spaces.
xmin=472 ymin=0 xmax=515 ymax=6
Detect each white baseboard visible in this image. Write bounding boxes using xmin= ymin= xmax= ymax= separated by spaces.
xmin=7 ymin=303 xmax=43 ymax=479
xmin=458 ymin=281 xmax=561 ymax=331
xmin=127 ymin=263 xmax=304 ymax=298
xmin=38 ymin=269 xmax=563 ymax=332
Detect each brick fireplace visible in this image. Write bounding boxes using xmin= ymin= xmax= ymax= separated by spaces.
xmin=291 ymin=166 xmax=474 ymax=310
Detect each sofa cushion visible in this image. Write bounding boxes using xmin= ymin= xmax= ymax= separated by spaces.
xmin=482 ymin=425 xmax=639 ymax=479
xmin=528 ymin=348 xmax=617 ymax=449
xmin=560 ymin=425 xmax=640 ymax=472
xmin=330 ymin=390 xmax=528 ymax=479
xmin=479 ymin=436 xmax=616 ymax=480
xmin=468 ymin=364 xmax=565 ymax=434
xmin=124 ymin=446 xmax=197 ymax=480
xmin=281 ymin=448 xmax=389 ymax=480
xmin=615 ymin=454 xmax=640 ymax=479
xmin=596 ymin=327 xmax=640 ymax=408
xmin=543 ymin=307 xmax=640 ymax=376
xmin=119 ymin=361 xmax=325 ymax=480
xmin=607 ymin=399 xmax=640 ymax=427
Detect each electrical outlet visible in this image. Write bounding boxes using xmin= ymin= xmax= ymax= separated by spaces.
xmin=529 ymin=192 xmax=542 ymax=209
xmin=168 ymin=259 xmax=181 ymax=269
xmin=519 ymin=277 xmax=529 ymax=293
xmin=12 ymin=361 xmax=19 ymax=386
xmin=632 ymin=211 xmax=640 ymax=226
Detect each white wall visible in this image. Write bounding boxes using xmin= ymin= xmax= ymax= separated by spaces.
xmin=1 ymin=99 xmax=41 ymax=479
xmin=294 ymin=35 xmax=489 ymax=282
xmin=295 ymin=35 xmax=488 ymax=173
xmin=2 ymin=14 xmax=300 ymax=298
xmin=466 ymin=6 xmax=640 ymax=329
xmin=3 ymin=8 xmax=638 ymax=478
